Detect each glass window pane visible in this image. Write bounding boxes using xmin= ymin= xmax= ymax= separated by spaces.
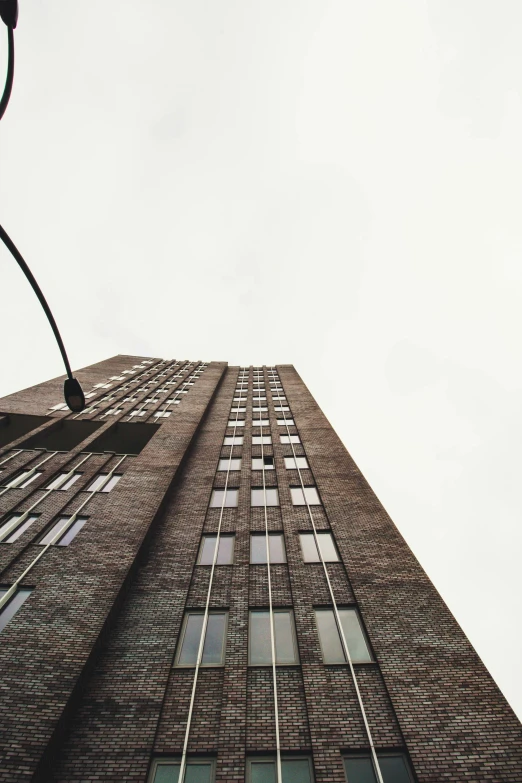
xmin=378 ymin=756 xmax=413 ymax=783
xmin=274 ymin=611 xmax=297 ymax=664
xmin=339 ymin=609 xmax=372 ymax=663
xmin=250 ymin=535 xmax=268 ymax=564
xmin=249 ymin=611 xmax=271 ymax=664
xmin=61 ymin=473 xmax=82 ymax=490
xmin=315 ymin=609 xmax=345 ymax=663
xmin=0 ymin=588 xmax=32 ymax=633
xmin=5 ymin=514 xmax=39 ymax=543
xmin=344 ymin=758 xmax=376 ymax=783
xmin=251 ymin=761 xmax=276 ymax=783
xmin=101 ymin=474 xmax=121 ymax=492
xmin=290 ymin=488 xmax=305 ymax=505
xmin=218 ymin=536 xmax=234 ymax=564
xmin=0 ymin=514 xmax=21 ymax=542
xmin=218 ymin=458 xmax=241 ymax=471
xmin=317 ymin=533 xmax=339 ymax=561
xmin=178 ymin=614 xmax=204 ymax=664
xmin=300 ymin=533 xmax=319 ymax=562
xmin=269 ymin=535 xmax=286 ymax=563
xmin=185 ymin=764 xmax=213 ymax=783
xmin=199 ymin=536 xmax=217 ymax=565
xmin=40 ymin=517 xmax=72 ymax=546
xmin=202 ymin=613 xmax=226 ymax=664
xmin=57 ymin=518 xmax=86 ymax=546
xmin=153 ymin=763 xmax=180 ymax=783
xmin=304 ymin=487 xmax=321 ymax=505
xmin=282 ymin=759 xmax=312 ymax=783
xmin=87 ymin=474 xmax=107 ymax=492
xmin=265 ymin=489 xmax=279 ymax=506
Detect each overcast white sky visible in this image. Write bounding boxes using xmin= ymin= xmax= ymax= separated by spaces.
xmin=1 ymin=1 xmax=522 ymax=719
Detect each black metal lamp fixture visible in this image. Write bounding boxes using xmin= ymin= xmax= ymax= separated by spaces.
xmin=0 ymin=1 xmax=85 ymax=412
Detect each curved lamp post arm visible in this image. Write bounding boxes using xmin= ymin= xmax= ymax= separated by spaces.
xmin=0 ymin=223 xmax=85 ymax=412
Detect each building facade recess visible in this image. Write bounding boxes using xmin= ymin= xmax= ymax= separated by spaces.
xmin=0 ymin=354 xmax=520 ymax=783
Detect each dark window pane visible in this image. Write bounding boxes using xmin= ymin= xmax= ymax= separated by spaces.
xmin=344 ymin=758 xmax=376 ymax=783
xmin=315 ymin=609 xmax=345 ymax=663
xmin=251 ymin=536 xmax=268 ymax=563
xmin=339 ymin=609 xmax=372 ymax=663
xmin=282 ymin=759 xmax=312 ymax=783
xmin=274 ymin=612 xmax=297 ymax=664
xmin=0 ymin=588 xmax=32 ymax=633
xmin=185 ymin=764 xmax=213 ymax=783
xmin=251 ymin=535 xmax=285 ymax=564
xmin=40 ymin=517 xmax=71 ymax=546
xmin=199 ymin=536 xmax=217 ymax=564
xmin=249 ymin=611 xmax=271 ymax=664
xmin=202 ymin=613 xmax=226 ymax=664
xmin=269 ymin=535 xmax=286 ymax=563
xmin=379 ymin=755 xmax=413 ymax=783
xmin=57 ymin=518 xmax=86 ymax=546
xmin=154 ymin=763 xmax=180 ymax=783
xmin=218 ymin=536 xmax=234 ymax=564
xmin=251 ymin=761 xmax=276 ymax=783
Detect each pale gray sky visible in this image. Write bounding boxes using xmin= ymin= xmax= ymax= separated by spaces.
xmin=1 ymin=1 xmax=521 ymax=718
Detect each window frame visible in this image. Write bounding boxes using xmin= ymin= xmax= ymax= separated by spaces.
xmin=250 ymin=532 xmax=287 ymax=564
xmin=284 ymin=456 xmax=309 ymax=470
xmin=251 ymin=456 xmax=274 ymax=470
xmin=39 ymin=515 xmax=89 ymax=547
xmin=217 ymin=457 xmax=242 ymax=471
xmin=246 ymin=756 xmax=315 ymax=783
xmin=299 ymin=532 xmax=339 ymax=562
xmin=197 ymin=534 xmax=235 ymax=565
xmin=314 ymin=606 xmax=373 ymax=665
xmin=148 ymin=756 xmax=216 ymax=783
xmin=175 ymin=610 xmax=229 ymax=668
xmin=209 ymin=488 xmax=239 ymax=508
xmin=0 ymin=586 xmax=33 ymax=633
xmin=290 ymin=486 xmax=321 ymax=506
xmin=248 ymin=608 xmax=299 ymax=666
xmin=251 ymin=487 xmax=280 ymax=507
xmin=343 ymin=752 xmax=415 ymax=783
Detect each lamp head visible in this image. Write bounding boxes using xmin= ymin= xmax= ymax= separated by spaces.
xmin=0 ymin=0 xmax=18 ymax=28
xmin=64 ymin=377 xmax=85 ymax=413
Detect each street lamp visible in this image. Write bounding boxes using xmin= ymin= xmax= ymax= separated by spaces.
xmin=1 ymin=1 xmax=85 ymax=412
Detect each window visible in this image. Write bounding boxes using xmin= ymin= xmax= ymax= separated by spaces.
xmin=284 ymin=456 xmax=309 ymax=470
xmin=251 ymin=488 xmax=279 ymax=506
xmin=129 ymin=409 xmax=147 ymax=417
xmin=50 ymin=403 xmax=69 ymax=411
xmin=39 ymin=516 xmax=88 ymax=546
xmin=230 ymin=407 xmax=246 ymax=413
xmin=86 ymin=473 xmax=122 ymax=493
xmin=250 ymin=533 xmax=286 ymax=563
xmin=228 ymin=420 xmax=245 ymax=427
xmin=217 ymin=458 xmax=242 ymax=471
xmin=252 ymin=396 xmax=266 ymax=402
xmin=315 ymin=608 xmax=372 ymax=663
xmin=198 ymin=535 xmax=235 ymax=565
xmin=3 ymin=470 xmax=42 ymax=489
xmin=0 ymin=587 xmax=32 ymax=633
xmin=149 ymin=758 xmax=215 ymax=783
xmin=46 ymin=472 xmax=82 ymax=491
xmin=343 ymin=754 xmax=414 ymax=783
xmin=249 ymin=610 xmax=298 ymax=664
xmin=247 ymin=758 xmax=313 ymax=783
xmin=300 ymin=532 xmax=339 ymax=562
xmin=223 ymin=436 xmax=243 ymax=446
xmin=280 ymin=435 xmax=300 ymax=444
xmin=252 ymin=456 xmax=274 ymax=470
xmin=233 ymin=398 xmax=246 ymax=405
xmin=154 ymin=411 xmax=171 ymax=418
xmin=210 ymin=488 xmax=238 ymax=508
xmin=252 ymin=435 xmax=271 ymax=445
xmin=0 ymin=513 xmax=39 ymax=543
xmin=290 ymin=486 xmax=321 ymax=506
xmin=277 ymin=419 xmax=294 ymax=426
xmin=252 ymin=406 xmax=268 ymax=413
xmin=274 ymin=406 xmax=290 ymax=412
xmin=175 ymin=611 xmax=227 ymax=666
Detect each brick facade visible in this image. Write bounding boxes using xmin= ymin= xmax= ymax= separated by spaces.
xmin=0 ymin=356 xmax=520 ymax=782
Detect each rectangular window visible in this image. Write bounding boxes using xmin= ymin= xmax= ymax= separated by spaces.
xmin=344 ymin=754 xmax=414 ymax=783
xmin=176 ymin=612 xmax=227 ymax=666
xmin=46 ymin=472 xmax=82 ymax=491
xmin=274 ymin=406 xmax=290 ymax=412
xmin=300 ymin=532 xmax=339 ymax=562
xmin=86 ymin=473 xmax=122 ymax=493
xmin=252 ymin=406 xmax=268 ymax=413
xmin=198 ymin=535 xmax=235 ymax=565
xmin=223 ymin=436 xmax=243 ymax=446
xmin=252 ymin=420 xmax=270 ymax=429
xmin=252 ymin=396 xmax=266 ymax=402
xmin=154 ymin=411 xmax=171 ymax=418
xmin=247 ymin=758 xmax=313 ymax=783
xmin=315 ymin=608 xmax=372 ymax=663
xmin=251 ymin=488 xmax=279 ymax=506
xmin=0 ymin=587 xmax=32 ymax=633
xmin=277 ymin=419 xmax=294 ymax=426
xmin=217 ymin=458 xmax=242 ymax=471
xmin=39 ymin=516 xmax=88 ymax=546
xmin=149 ymin=759 xmax=215 ymax=783
xmin=3 ymin=470 xmax=42 ymax=489
xmin=252 ymin=435 xmax=271 ymax=445
xmin=284 ymin=456 xmax=309 ymax=470
xmin=250 ymin=533 xmax=286 ymax=564
xmin=251 ymin=456 xmax=274 ymax=470
xmin=0 ymin=513 xmax=39 ymax=544
xmin=228 ymin=420 xmax=245 ymax=427
xmin=233 ymin=398 xmax=246 ymax=405
xmin=280 ymin=435 xmax=300 ymax=444
xmin=249 ymin=610 xmax=298 ymax=665
xmin=230 ymin=407 xmax=246 ymax=413
xmin=290 ymin=486 xmax=321 ymax=505
xmin=210 ymin=488 xmax=238 ymax=508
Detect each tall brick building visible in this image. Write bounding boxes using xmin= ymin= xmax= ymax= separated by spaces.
xmin=0 ymin=355 xmax=520 ymax=783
